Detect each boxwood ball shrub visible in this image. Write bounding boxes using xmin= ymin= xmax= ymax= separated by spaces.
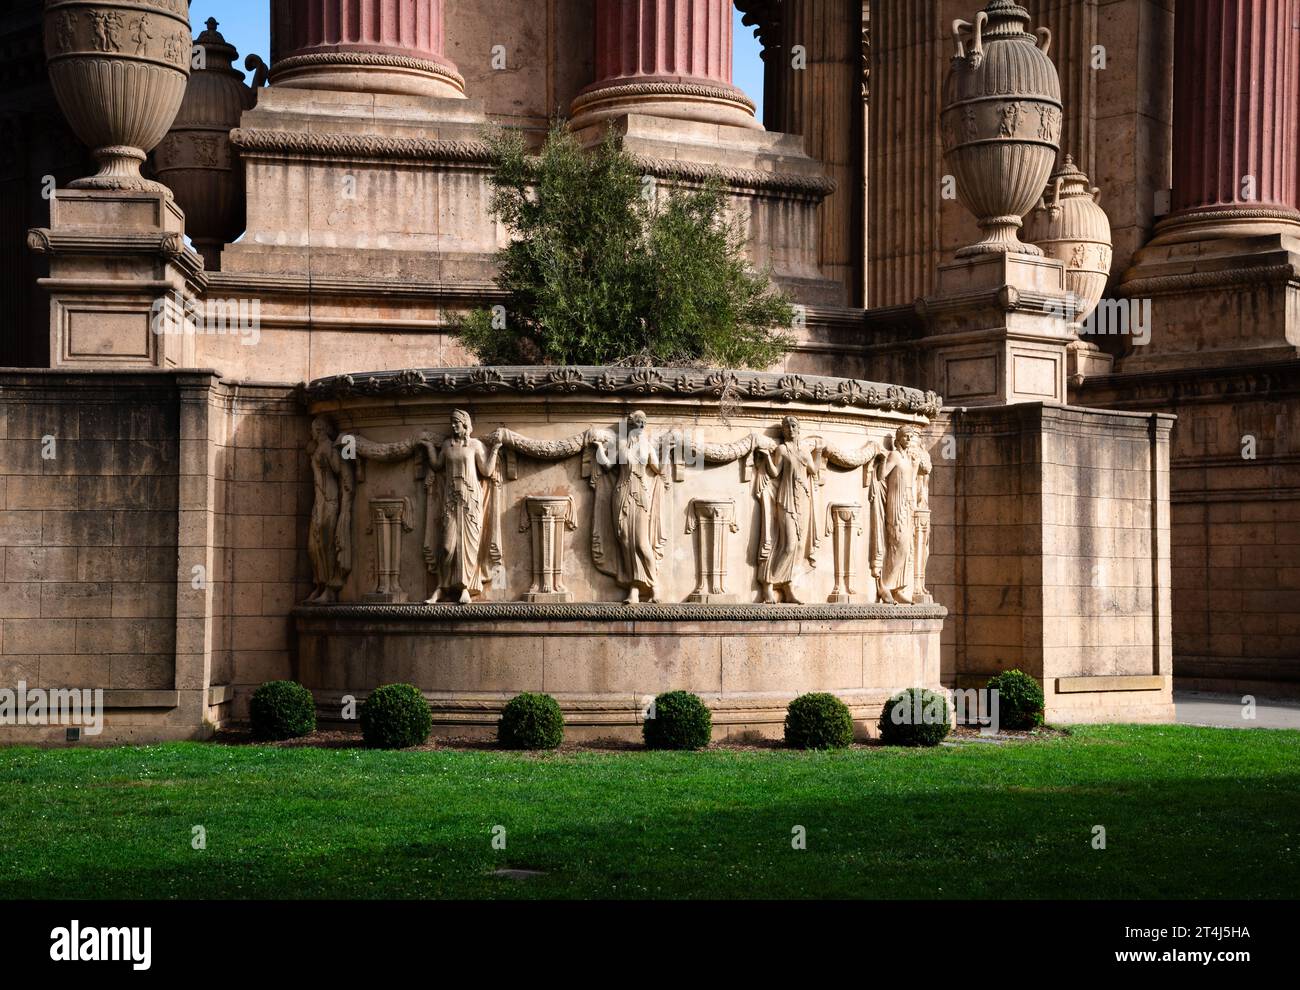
xmin=361 ymin=683 xmax=433 ymax=749
xmin=498 ymin=692 xmax=565 ymax=750
xmin=987 ymin=669 xmax=1045 ymax=730
xmin=878 ymin=688 xmax=951 ymax=747
xmin=249 ymin=680 xmax=316 ymax=741
xmin=643 ymin=691 xmax=712 ymax=750
xmin=784 ymin=692 xmax=855 ymax=750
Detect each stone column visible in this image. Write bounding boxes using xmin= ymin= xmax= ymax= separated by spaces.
xmin=269 ymin=0 xmax=465 ymax=98
xmin=521 ymin=496 xmax=576 ymax=603
xmin=570 ymin=0 xmax=761 ymax=131
xmin=686 ymin=499 xmax=739 ymax=604
xmin=364 ymin=498 xmax=414 ymax=603
xmin=825 ymin=502 xmax=863 ymax=604
xmin=1156 ymin=0 xmax=1300 ymax=242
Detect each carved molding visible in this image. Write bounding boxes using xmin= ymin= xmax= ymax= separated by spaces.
xmin=571 ymin=79 xmax=757 ymax=115
xmin=229 ymin=128 xmax=494 ymax=166
xmin=294 ymin=601 xmax=949 ymax=622
xmin=269 ymin=50 xmax=466 ymax=91
xmin=633 ymin=154 xmax=837 ymax=199
xmin=306 ymin=366 xmax=944 ymax=418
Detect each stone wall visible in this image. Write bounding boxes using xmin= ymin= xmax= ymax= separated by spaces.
xmin=1076 ymin=363 xmax=1300 ymax=697
xmin=927 ymin=401 xmax=1175 ymax=722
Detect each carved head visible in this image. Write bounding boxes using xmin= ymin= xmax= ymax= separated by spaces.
xmin=310 ymin=417 xmax=334 ymax=443
xmin=450 ymin=409 xmax=472 ymax=439
xmin=895 ymin=425 xmax=920 ymax=450
xmin=627 ymin=410 xmax=648 ymax=434
xmin=781 ymin=416 xmax=801 ymax=442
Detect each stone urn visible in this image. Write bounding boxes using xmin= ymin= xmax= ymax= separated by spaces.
xmin=43 ymin=0 xmax=192 ymax=194
xmin=1025 ymin=155 xmax=1113 ymax=326
xmin=940 ymin=0 xmax=1062 ymax=257
xmin=154 ymin=18 xmax=257 ymax=269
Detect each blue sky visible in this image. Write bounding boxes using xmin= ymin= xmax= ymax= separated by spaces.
xmin=193 ymin=1 xmax=765 ymax=119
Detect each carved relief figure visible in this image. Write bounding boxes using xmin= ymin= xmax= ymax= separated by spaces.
xmin=754 ymin=416 xmax=821 ymax=604
xmin=879 ymin=426 xmax=926 ymax=604
xmin=56 ymin=11 xmax=77 ymax=53
xmin=306 ymin=417 xmax=355 ymax=605
xmin=91 ymin=11 xmax=123 ymax=53
xmin=999 ymin=102 xmax=1021 ymax=138
xmin=131 ymin=14 xmax=153 ymax=55
xmin=591 ymin=410 xmax=665 ymax=604
xmin=911 ymin=444 xmax=933 ymax=604
xmin=163 ymin=30 xmax=183 ymax=63
xmin=420 ymin=410 xmax=503 ymax=604
xmin=963 ymin=106 xmax=978 ymax=141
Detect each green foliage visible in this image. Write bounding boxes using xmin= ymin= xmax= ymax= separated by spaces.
xmin=360 ymin=684 xmax=432 ymax=750
xmin=987 ymin=669 xmax=1045 ymax=731
xmin=498 ymin=692 xmax=565 ymax=750
xmin=642 ymin=691 xmax=713 ymax=751
xmin=457 ymin=125 xmax=795 ymax=368
xmin=249 ymin=681 xmax=316 ymax=741
xmin=784 ymin=692 xmax=855 ymax=750
xmin=878 ymin=688 xmax=951 ymax=747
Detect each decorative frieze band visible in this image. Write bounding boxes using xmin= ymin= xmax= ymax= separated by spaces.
xmin=229 ymin=128 xmax=494 ymax=165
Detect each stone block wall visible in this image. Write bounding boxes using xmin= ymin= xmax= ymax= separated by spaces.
xmin=1076 ymin=363 xmax=1300 ymax=697
xmin=927 ymin=401 xmax=1175 ymax=722
xmin=0 ymin=371 xmax=310 ymax=742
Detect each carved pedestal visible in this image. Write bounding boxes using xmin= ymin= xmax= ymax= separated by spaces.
xmin=912 ymin=508 xmax=933 ymax=605
xmin=364 ymin=497 xmax=413 ymax=603
xmin=521 ymin=496 xmax=576 ymax=603
xmin=687 ymin=499 xmax=739 ymax=604
xmin=826 ymin=502 xmax=863 ymax=604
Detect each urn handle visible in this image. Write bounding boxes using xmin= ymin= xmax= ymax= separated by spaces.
xmin=1036 ymin=26 xmax=1053 ymax=57
xmin=1091 ymin=186 xmax=1102 ymax=205
xmin=952 ymin=12 xmax=987 ymax=63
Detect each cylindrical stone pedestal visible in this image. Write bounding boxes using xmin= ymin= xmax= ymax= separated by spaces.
xmin=1154 ymin=0 xmax=1300 ymax=243
xmin=570 ymin=0 xmax=761 ymax=130
xmin=270 ymin=0 xmax=465 ymax=99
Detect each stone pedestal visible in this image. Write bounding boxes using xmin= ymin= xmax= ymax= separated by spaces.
xmin=825 ymin=502 xmax=863 ymax=604
xmin=521 ymin=496 xmax=576 ymax=603
xmin=270 ymin=0 xmax=465 ymax=99
xmin=364 ymin=497 xmax=414 ymax=603
xmin=917 ymin=253 xmax=1074 ymax=406
xmin=1118 ymin=0 xmax=1300 ymax=372
xmin=28 ymin=190 xmax=207 ymax=369
xmin=686 ymin=499 xmax=739 ymax=604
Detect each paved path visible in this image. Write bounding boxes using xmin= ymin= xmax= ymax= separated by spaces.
xmin=1175 ymin=691 xmax=1300 ymax=730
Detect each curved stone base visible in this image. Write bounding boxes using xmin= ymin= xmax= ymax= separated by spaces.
xmin=569 ymin=79 xmax=762 ymax=132
xmin=270 ymin=53 xmax=467 ymax=99
xmin=296 ymin=603 xmax=946 ymax=741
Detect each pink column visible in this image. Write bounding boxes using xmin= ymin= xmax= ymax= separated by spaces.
xmin=571 ymin=0 xmax=761 ymax=130
xmin=1160 ymin=0 xmax=1300 ymax=240
xmin=270 ymin=0 xmax=464 ymax=99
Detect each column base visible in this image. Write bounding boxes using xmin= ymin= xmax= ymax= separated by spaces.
xmin=569 ymin=78 xmax=762 ymax=132
xmin=270 ymin=52 xmax=466 ymax=100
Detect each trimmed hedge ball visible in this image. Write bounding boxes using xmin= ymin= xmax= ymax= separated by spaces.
xmin=784 ymin=692 xmax=855 ymax=750
xmin=249 ymin=680 xmax=316 ymax=741
xmin=498 ymin=692 xmax=565 ymax=750
xmin=360 ymin=683 xmax=432 ymax=749
xmin=643 ymin=691 xmax=712 ymax=751
xmin=878 ymin=687 xmax=950 ymax=747
xmin=987 ymin=669 xmax=1045 ymax=731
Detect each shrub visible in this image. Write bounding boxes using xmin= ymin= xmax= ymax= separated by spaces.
xmin=784 ymin=692 xmax=855 ymax=750
xmin=360 ymin=683 xmax=432 ymax=749
xmin=878 ymin=688 xmax=951 ymax=747
xmin=987 ymin=669 xmax=1045 ymax=731
xmin=457 ymin=125 xmax=795 ymax=368
xmin=643 ymin=691 xmax=712 ymax=751
xmin=498 ymin=692 xmax=565 ymax=750
xmin=249 ymin=680 xmax=316 ymax=741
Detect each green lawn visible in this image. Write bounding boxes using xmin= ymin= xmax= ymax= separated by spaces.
xmin=2 ymin=724 xmax=1297 ymax=899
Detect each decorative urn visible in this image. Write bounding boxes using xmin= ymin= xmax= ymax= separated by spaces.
xmin=43 ymin=0 xmax=192 ymax=194
xmin=940 ymin=0 xmax=1062 ymax=257
xmin=154 ymin=18 xmax=257 ymax=270
xmin=1024 ymin=155 xmax=1113 ymax=326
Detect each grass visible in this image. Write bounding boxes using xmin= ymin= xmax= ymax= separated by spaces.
xmin=1 ymin=724 xmax=1297 ymax=899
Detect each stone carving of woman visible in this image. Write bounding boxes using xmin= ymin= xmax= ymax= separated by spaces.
xmin=420 ymin=409 xmax=503 ymax=604
xmin=754 ymin=416 xmax=821 ymax=604
xmin=591 ymin=410 xmax=665 ymax=604
xmin=306 ymin=417 xmax=355 ymax=604
xmin=879 ymin=425 xmax=925 ymax=604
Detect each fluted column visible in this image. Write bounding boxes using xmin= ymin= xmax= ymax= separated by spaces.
xmin=570 ymin=0 xmax=761 ymax=131
xmin=1155 ymin=0 xmax=1300 ymax=242
xmin=269 ymin=0 xmax=465 ymax=99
